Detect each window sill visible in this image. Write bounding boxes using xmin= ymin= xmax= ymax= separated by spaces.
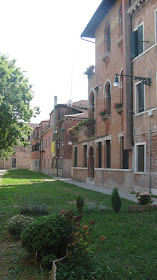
xmin=116 ymin=35 xmax=123 ymax=47
xmin=102 ymin=52 xmax=111 ymax=62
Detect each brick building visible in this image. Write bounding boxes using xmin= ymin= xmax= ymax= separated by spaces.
xmin=31 ymin=97 xmax=88 ymax=177
xmin=0 ymin=123 xmax=37 ymax=170
xmin=71 ymin=0 xmax=157 ymax=193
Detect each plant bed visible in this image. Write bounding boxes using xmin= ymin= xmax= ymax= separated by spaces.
xmin=128 ymin=204 xmax=157 ymax=212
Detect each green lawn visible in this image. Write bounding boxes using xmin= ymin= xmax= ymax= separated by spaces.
xmin=0 ymin=169 xmax=157 ymax=280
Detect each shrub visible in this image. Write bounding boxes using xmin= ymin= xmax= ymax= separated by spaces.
xmin=136 ymin=191 xmax=153 ymax=205
xmin=21 ymin=214 xmax=72 ymax=261
xmin=76 ymin=195 xmax=84 ymax=213
xmin=20 ymin=203 xmax=49 ymax=215
xmin=111 ymin=188 xmax=122 ymax=213
xmin=97 ymin=203 xmax=107 ymax=212
xmin=18 ymin=192 xmax=49 ymax=216
xmin=7 ymin=214 xmax=34 ymax=238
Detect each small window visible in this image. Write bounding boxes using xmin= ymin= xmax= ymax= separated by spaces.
xmin=135 ymin=82 xmax=145 ymax=114
xmin=83 ymin=145 xmax=87 ymax=167
xmin=74 ymin=147 xmax=77 ymax=167
xmin=131 ymin=24 xmax=144 ymax=59
xmin=11 ymin=158 xmax=16 ymax=168
xmin=106 ymin=140 xmax=111 ymax=168
xmin=105 ymin=82 xmax=111 ymax=115
xmin=104 ymin=24 xmax=111 ymax=53
xmin=136 ymin=143 xmax=146 ymax=172
xmin=98 ymin=142 xmax=102 ymax=168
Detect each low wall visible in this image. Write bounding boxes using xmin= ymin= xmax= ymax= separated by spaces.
xmin=72 ymin=167 xmax=88 ymax=182
xmin=72 ymin=167 xmax=133 ymax=191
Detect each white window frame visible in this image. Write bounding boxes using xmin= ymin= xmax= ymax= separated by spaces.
xmin=155 ymin=10 xmax=157 ymax=43
xmin=135 ymin=142 xmax=146 ymax=173
xmin=135 ymin=81 xmax=145 ymax=115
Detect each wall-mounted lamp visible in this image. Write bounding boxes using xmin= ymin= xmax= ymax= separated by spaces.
xmin=113 ymin=73 xmax=151 ymax=87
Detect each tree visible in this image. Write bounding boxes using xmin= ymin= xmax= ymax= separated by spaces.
xmin=0 ymin=55 xmax=39 ymax=158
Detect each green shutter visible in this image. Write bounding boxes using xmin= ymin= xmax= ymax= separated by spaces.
xmin=131 ymin=31 xmax=138 ymax=59
xmin=138 ymin=25 xmax=143 ymax=55
xmin=138 ymin=83 xmax=144 ymax=113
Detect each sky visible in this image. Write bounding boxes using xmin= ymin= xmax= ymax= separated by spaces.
xmin=0 ymin=0 xmax=102 ymax=123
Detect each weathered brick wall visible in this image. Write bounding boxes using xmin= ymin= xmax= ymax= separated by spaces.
xmin=0 ymin=144 xmax=32 ymax=170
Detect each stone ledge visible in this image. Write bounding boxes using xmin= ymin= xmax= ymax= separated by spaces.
xmin=128 ymin=204 xmax=157 ymax=212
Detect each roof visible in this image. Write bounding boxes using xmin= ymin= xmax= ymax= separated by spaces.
xmin=64 ymin=111 xmax=88 ymax=120
xmin=73 ymin=100 xmax=88 ymax=110
xmin=81 ymin=0 xmax=116 ymax=39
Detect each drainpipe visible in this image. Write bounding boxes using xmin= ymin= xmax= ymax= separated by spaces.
xmin=148 ymin=123 xmax=151 ymax=193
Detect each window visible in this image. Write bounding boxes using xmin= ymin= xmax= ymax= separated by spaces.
xmin=104 ymin=23 xmax=111 ymax=53
xmin=83 ymin=145 xmax=87 ymax=167
xmin=74 ymin=147 xmax=77 ymax=167
xmin=120 ymin=137 xmax=129 ymax=169
xmin=136 ymin=143 xmax=146 ymax=172
xmin=89 ymin=92 xmax=94 ymax=119
xmin=135 ymin=82 xmax=145 ymax=114
xmin=155 ymin=10 xmax=157 ymax=43
xmin=105 ymin=81 xmax=111 ymax=115
xmin=11 ymin=158 xmax=16 ymax=168
xmin=106 ymin=140 xmax=111 ymax=168
xmin=98 ymin=142 xmax=102 ymax=168
xmin=131 ymin=24 xmax=144 ymax=58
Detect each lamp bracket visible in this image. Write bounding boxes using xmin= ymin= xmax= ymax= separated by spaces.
xmin=115 ymin=73 xmax=151 ymax=86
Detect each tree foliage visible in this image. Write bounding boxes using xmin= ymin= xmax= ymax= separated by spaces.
xmin=0 ymin=55 xmax=39 ymax=158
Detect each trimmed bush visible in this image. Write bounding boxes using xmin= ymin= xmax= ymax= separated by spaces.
xmin=7 ymin=215 xmax=34 ymax=238
xmin=136 ymin=191 xmax=153 ymax=205
xmin=111 ymin=188 xmax=122 ymax=213
xmin=76 ymin=195 xmax=84 ymax=213
xmin=21 ymin=214 xmax=72 ymax=261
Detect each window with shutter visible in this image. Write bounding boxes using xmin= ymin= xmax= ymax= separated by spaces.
xmin=135 ymin=82 xmax=145 ymax=114
xmin=106 ymin=140 xmax=111 ymax=168
xmin=131 ymin=24 xmax=143 ymax=59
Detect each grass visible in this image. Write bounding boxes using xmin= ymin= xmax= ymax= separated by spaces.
xmin=0 ymin=169 xmax=157 ymax=279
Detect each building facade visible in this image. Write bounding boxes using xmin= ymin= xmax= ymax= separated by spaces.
xmin=71 ymin=0 xmax=157 ymax=193
xmin=31 ymin=98 xmax=88 ymax=178
xmin=0 ymin=123 xmax=37 ymax=170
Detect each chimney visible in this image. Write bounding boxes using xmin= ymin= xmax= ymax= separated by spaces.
xmin=54 ymin=96 xmax=57 ymax=108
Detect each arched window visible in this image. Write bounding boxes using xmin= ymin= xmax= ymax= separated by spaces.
xmin=104 ymin=81 xmax=111 ymax=115
xmin=119 ymin=4 xmax=123 ymax=37
xmin=104 ymin=23 xmax=111 ymax=53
